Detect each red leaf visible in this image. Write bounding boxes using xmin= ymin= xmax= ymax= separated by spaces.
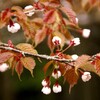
xmin=60 ymin=7 xmax=77 ymax=24
xmin=16 ymin=43 xmax=38 ymax=54
xmin=75 ymin=55 xmax=96 ymax=73
xmin=21 ymin=57 xmax=36 ymax=76
xmin=1 ymin=8 xmax=10 ymax=20
xmin=15 ymin=61 xmax=23 ymax=80
xmin=75 ymin=55 xmax=90 ymax=68
xmin=58 ymin=62 xmax=72 ymax=75
xmin=64 ymin=68 xmax=79 ymax=93
xmin=11 ymin=6 xmax=27 ymax=20
xmin=35 ymin=25 xmax=47 ymax=46
xmin=89 ymin=0 xmax=97 ymax=5
xmin=8 ymin=40 xmax=14 ymax=48
xmin=43 ymin=61 xmax=53 ymax=74
xmin=43 ymin=9 xmax=56 ymax=24
xmin=93 ymin=54 xmax=100 ymax=75
xmin=0 ymin=52 xmax=14 ymax=64
xmin=47 ymin=34 xmax=55 ymax=52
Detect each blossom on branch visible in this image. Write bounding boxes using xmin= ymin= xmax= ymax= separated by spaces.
xmin=52 ymin=36 xmax=62 ymax=46
xmin=7 ymin=23 xmax=20 ymax=33
xmin=81 ymin=72 xmax=91 ymax=82
xmin=71 ymin=54 xmax=79 ymax=60
xmin=42 ymin=77 xmax=50 ymax=86
xmin=41 ymin=86 xmax=51 ymax=95
xmin=24 ymin=5 xmax=35 ymax=17
xmin=53 ymin=82 xmax=62 ymax=93
xmin=52 ymin=69 xmax=61 ymax=79
xmin=69 ymin=37 xmax=80 ymax=46
xmin=82 ymin=29 xmax=91 ymax=38
xmin=0 ymin=63 xmax=9 ymax=72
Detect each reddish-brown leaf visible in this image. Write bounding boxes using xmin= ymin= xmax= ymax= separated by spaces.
xmin=64 ymin=68 xmax=79 ymax=92
xmin=11 ymin=6 xmax=27 ymax=20
xmin=15 ymin=61 xmax=23 ymax=79
xmin=16 ymin=43 xmax=38 ymax=54
xmin=35 ymin=25 xmax=47 ymax=46
xmin=59 ymin=7 xmax=77 ymax=24
xmin=40 ymin=0 xmax=60 ymax=3
xmin=21 ymin=57 xmax=36 ymax=76
xmin=1 ymin=8 xmax=10 ymax=20
xmin=58 ymin=62 xmax=72 ymax=75
xmin=47 ymin=33 xmax=55 ymax=52
xmin=0 ymin=52 xmax=14 ymax=64
xmin=93 ymin=55 xmax=100 ymax=76
xmin=43 ymin=9 xmax=56 ymax=24
xmin=43 ymin=61 xmax=53 ymax=74
xmin=75 ymin=55 xmax=90 ymax=68
xmin=75 ymin=55 xmax=96 ymax=72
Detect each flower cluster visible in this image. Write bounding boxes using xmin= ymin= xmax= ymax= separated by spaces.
xmin=41 ymin=78 xmax=62 ymax=95
xmin=41 ymin=67 xmax=62 ymax=95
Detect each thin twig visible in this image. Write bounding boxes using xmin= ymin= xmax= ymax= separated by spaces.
xmin=0 ymin=43 xmax=74 ymax=65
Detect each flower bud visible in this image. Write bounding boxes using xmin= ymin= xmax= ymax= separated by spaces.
xmin=75 ymin=17 xmax=79 ymax=24
xmin=52 ymin=36 xmax=61 ymax=46
xmin=0 ymin=63 xmax=9 ymax=72
xmin=71 ymin=54 xmax=79 ymax=60
xmin=41 ymin=77 xmax=50 ymax=86
xmin=7 ymin=23 xmax=20 ymax=33
xmin=81 ymin=72 xmax=91 ymax=82
xmin=70 ymin=37 xmax=80 ymax=46
xmin=24 ymin=5 xmax=35 ymax=16
xmin=41 ymin=86 xmax=51 ymax=95
xmin=52 ymin=69 xmax=61 ymax=79
xmin=82 ymin=29 xmax=91 ymax=38
xmin=53 ymin=82 xmax=62 ymax=93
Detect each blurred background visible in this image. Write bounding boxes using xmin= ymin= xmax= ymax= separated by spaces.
xmin=0 ymin=0 xmax=100 ymax=100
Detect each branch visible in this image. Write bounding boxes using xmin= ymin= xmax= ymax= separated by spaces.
xmin=0 ymin=43 xmax=74 ymax=66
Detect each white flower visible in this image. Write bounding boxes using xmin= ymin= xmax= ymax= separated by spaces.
xmin=81 ymin=72 xmax=91 ymax=82
xmin=0 ymin=63 xmax=9 ymax=72
xmin=52 ymin=70 xmax=61 ymax=79
xmin=71 ymin=54 xmax=79 ymax=60
xmin=52 ymin=36 xmax=62 ymax=45
xmin=75 ymin=17 xmax=79 ymax=24
xmin=42 ymin=79 xmax=48 ymax=86
xmin=82 ymin=29 xmax=91 ymax=38
xmin=42 ymin=77 xmax=50 ymax=86
xmin=41 ymin=86 xmax=51 ymax=95
xmin=24 ymin=5 xmax=35 ymax=17
xmin=7 ymin=23 xmax=20 ymax=33
xmin=53 ymin=83 xmax=62 ymax=93
xmin=70 ymin=37 xmax=80 ymax=46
